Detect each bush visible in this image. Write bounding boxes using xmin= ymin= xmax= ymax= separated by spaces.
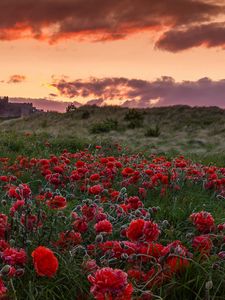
xmin=124 ymin=109 xmax=143 ymax=121
xmin=90 ymin=118 xmax=118 ymax=134
xmin=81 ymin=110 xmax=90 ymax=119
xmin=66 ymin=104 xmax=77 ymax=113
xmin=145 ymin=125 xmax=161 ymax=137
xmin=124 ymin=109 xmax=144 ymax=128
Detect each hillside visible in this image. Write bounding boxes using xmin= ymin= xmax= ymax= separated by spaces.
xmin=1 ymin=105 xmax=225 ymax=157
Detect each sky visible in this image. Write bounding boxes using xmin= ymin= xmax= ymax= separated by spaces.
xmin=1 ymin=0 xmax=225 ymax=110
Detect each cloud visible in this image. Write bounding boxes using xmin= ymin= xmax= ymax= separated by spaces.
xmin=49 ymin=93 xmax=58 ymax=97
xmin=7 ymin=74 xmax=26 ymax=84
xmin=85 ymin=98 xmax=105 ymax=106
xmin=51 ymin=76 xmax=225 ymax=108
xmin=156 ymin=22 xmax=225 ymax=52
xmin=0 ymin=0 xmax=223 ymax=49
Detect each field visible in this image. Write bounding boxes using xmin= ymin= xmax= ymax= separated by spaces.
xmin=0 ymin=106 xmax=225 ymax=300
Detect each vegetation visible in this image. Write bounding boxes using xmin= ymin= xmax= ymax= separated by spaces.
xmin=89 ymin=118 xmax=118 ymax=134
xmin=145 ymin=125 xmax=161 ymax=137
xmin=1 ymin=105 xmax=225 ymax=156
xmin=0 ymin=106 xmax=225 ymax=299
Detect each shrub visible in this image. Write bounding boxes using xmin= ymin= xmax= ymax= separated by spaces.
xmin=81 ymin=110 xmax=90 ymax=119
xmin=145 ymin=125 xmax=161 ymax=137
xmin=90 ymin=118 xmax=118 ymax=134
xmin=66 ymin=104 xmax=77 ymax=113
xmin=124 ymin=109 xmax=144 ymax=122
xmin=124 ymin=109 xmax=144 ymax=128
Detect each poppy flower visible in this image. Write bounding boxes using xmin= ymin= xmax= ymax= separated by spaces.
xmin=190 ymin=211 xmax=215 ymax=233
xmin=46 ymin=195 xmax=67 ymax=210
xmin=88 ymin=267 xmax=133 ymax=300
xmin=95 ymin=220 xmax=113 ymax=234
xmin=2 ymin=247 xmax=27 ymax=266
xmin=192 ymin=235 xmax=212 ymax=256
xmin=32 ymin=246 xmax=58 ymax=277
xmin=0 ymin=278 xmax=7 ymax=297
xmin=88 ymin=185 xmax=103 ymax=195
xmin=126 ymin=219 xmax=160 ymax=242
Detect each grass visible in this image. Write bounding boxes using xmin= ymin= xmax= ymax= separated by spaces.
xmin=0 ymin=106 xmax=225 ymax=299
xmin=1 ymin=105 xmax=225 ymax=156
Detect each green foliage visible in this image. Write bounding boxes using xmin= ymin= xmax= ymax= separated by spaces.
xmin=145 ymin=125 xmax=161 ymax=137
xmin=124 ymin=109 xmax=144 ymax=128
xmin=81 ymin=110 xmax=90 ymax=119
xmin=90 ymin=118 xmax=118 ymax=134
xmin=124 ymin=109 xmax=144 ymax=122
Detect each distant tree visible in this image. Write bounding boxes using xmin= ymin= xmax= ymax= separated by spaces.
xmin=66 ymin=104 xmax=77 ymax=113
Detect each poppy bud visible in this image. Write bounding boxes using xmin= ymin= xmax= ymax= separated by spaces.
xmin=1 ymin=265 xmax=10 ymax=275
xmin=15 ymin=268 xmax=25 ymax=277
xmin=95 ymin=234 xmax=103 ymax=243
xmin=1 ymin=200 xmax=7 ymax=206
xmin=205 ymin=281 xmax=213 ymax=290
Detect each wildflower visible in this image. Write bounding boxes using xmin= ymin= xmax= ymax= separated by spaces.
xmin=46 ymin=195 xmax=67 ymax=210
xmin=88 ymin=185 xmax=103 ymax=195
xmin=0 ymin=278 xmax=7 ymax=297
xmin=90 ymin=174 xmax=100 ymax=182
xmin=190 ymin=211 xmax=215 ymax=233
xmin=122 ymin=167 xmax=134 ymax=177
xmin=88 ymin=267 xmax=133 ymax=300
xmin=55 ymin=231 xmax=82 ymax=249
xmin=32 ymin=246 xmax=58 ymax=277
xmin=0 ymin=214 xmax=8 ymax=239
xmin=2 ymin=248 xmax=27 ymax=266
xmin=126 ymin=219 xmax=160 ymax=242
xmin=192 ymin=235 xmax=212 ymax=256
xmin=162 ymin=241 xmax=189 ymax=273
xmin=95 ymin=220 xmax=113 ymax=234
xmin=126 ymin=219 xmax=145 ymax=241
xmin=73 ymin=218 xmax=88 ymax=233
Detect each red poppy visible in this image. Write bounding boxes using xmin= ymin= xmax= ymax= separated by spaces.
xmin=88 ymin=184 xmax=103 ymax=195
xmin=90 ymin=174 xmax=100 ymax=182
xmin=192 ymin=235 xmax=212 ymax=256
xmin=126 ymin=219 xmax=160 ymax=242
xmin=190 ymin=211 xmax=215 ymax=233
xmin=46 ymin=195 xmax=67 ymax=210
xmin=2 ymin=247 xmax=27 ymax=266
xmin=32 ymin=246 xmax=58 ymax=277
xmin=95 ymin=220 xmax=113 ymax=234
xmin=0 ymin=278 xmax=7 ymax=297
xmin=88 ymin=267 xmax=133 ymax=300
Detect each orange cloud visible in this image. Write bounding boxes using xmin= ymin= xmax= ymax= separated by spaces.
xmin=0 ymin=0 xmax=223 ymax=51
xmin=7 ymin=74 xmax=26 ymax=84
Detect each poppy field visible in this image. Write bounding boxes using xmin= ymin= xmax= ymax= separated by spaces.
xmin=0 ymin=140 xmax=225 ymax=300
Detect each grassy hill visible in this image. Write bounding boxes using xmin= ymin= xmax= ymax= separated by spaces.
xmin=1 ymin=105 xmax=225 ymax=163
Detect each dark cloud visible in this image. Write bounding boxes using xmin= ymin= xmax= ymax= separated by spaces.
xmin=156 ymin=22 xmax=225 ymax=52
xmin=0 ymin=0 xmax=223 ymax=48
xmin=7 ymin=74 xmax=26 ymax=84
xmin=51 ymin=76 xmax=225 ymax=108
xmin=49 ymin=93 xmax=58 ymax=97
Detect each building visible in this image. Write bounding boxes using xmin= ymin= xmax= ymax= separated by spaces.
xmin=0 ymin=96 xmax=38 ymax=118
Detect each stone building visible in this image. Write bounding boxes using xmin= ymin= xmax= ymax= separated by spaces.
xmin=0 ymin=96 xmax=38 ymax=118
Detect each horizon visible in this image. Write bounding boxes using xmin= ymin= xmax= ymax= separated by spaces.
xmin=1 ymin=0 xmax=225 ymax=109
xmin=2 ymin=96 xmax=225 ymax=113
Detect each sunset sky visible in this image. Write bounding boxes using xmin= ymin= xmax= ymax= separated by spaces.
xmin=1 ymin=0 xmax=225 ymax=110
